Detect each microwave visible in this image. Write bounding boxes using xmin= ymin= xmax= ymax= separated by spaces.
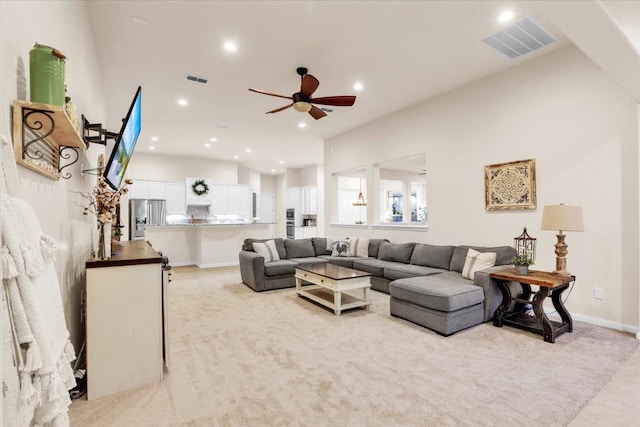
xmin=286 ymin=209 xmax=295 ymax=221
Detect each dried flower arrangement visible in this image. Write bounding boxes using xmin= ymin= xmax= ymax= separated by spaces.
xmin=77 ymin=175 xmax=132 ymax=224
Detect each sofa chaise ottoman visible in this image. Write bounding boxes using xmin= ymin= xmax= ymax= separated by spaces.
xmin=388 ymin=245 xmax=517 ymax=335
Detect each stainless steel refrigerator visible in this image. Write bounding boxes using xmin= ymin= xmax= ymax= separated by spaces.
xmin=129 ymin=199 xmax=166 ymax=240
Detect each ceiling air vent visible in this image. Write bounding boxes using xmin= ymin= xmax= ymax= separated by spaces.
xmin=185 ymin=74 xmax=209 ymax=84
xmin=482 ymin=17 xmax=556 ymax=59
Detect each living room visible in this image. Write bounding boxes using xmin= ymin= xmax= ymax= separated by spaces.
xmin=1 ymin=1 xmax=639 ymax=426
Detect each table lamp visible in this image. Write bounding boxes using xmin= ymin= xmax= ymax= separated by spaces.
xmin=540 ymin=204 xmax=584 ymax=276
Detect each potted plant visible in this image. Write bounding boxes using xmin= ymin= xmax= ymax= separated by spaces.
xmin=512 ymin=254 xmax=535 ymax=275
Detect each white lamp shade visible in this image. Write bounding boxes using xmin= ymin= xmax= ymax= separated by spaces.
xmin=293 ymin=101 xmax=312 ymax=113
xmin=541 ymin=205 xmax=584 ymax=232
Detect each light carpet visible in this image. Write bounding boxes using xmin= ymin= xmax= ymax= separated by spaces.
xmin=69 ymin=266 xmax=639 ymax=426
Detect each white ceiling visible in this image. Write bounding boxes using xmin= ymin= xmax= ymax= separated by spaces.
xmin=86 ymin=1 xmax=640 ymax=176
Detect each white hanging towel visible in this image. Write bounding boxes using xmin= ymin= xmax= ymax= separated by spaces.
xmin=1 ymin=194 xmax=76 ymax=427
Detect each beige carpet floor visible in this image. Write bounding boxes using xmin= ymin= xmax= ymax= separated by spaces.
xmin=69 ymin=266 xmax=639 ymax=426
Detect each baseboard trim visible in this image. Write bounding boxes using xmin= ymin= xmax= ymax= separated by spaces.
xmin=169 ymin=261 xmax=195 ymax=267
xmin=572 ymin=313 xmax=639 ymax=338
xmin=195 ymin=261 xmax=239 ymax=269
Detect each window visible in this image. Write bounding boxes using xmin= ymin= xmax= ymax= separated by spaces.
xmin=335 ymin=169 xmax=367 ymax=225
xmin=333 ymin=155 xmax=426 ymax=227
xmin=378 ymin=154 xmax=427 ymax=224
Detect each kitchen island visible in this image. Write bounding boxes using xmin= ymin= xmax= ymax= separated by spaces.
xmin=145 ymin=222 xmax=275 ymax=267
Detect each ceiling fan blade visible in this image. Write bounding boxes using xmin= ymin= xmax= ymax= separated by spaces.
xmin=248 ymin=88 xmax=292 ymax=101
xmin=309 ymin=105 xmax=327 ymax=120
xmin=309 ymin=95 xmax=356 ymax=107
xmin=300 ymin=74 xmax=320 ymax=97
xmin=266 ymin=103 xmax=293 ymax=114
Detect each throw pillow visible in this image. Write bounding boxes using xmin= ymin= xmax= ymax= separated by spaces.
xmin=348 ymin=237 xmax=370 ymax=257
xmin=284 ymin=239 xmax=315 ymax=258
xmin=378 ymin=242 xmax=416 ymax=264
xmin=331 ymin=240 xmax=351 ymax=257
xmin=462 ymin=248 xmax=496 ymax=280
xmin=252 ymin=240 xmax=281 ymax=263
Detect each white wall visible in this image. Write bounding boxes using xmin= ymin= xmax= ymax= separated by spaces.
xmin=1 ymin=1 xmax=106 ymax=425
xmin=128 ymin=152 xmax=238 ymax=183
xmin=299 ymin=164 xmax=318 ymax=187
xmin=325 ymin=46 xmax=639 ymax=331
xmin=260 ymin=174 xmax=277 ymax=193
xmin=238 ymin=166 xmax=261 ymax=191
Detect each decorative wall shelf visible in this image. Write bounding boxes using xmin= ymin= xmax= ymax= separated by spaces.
xmin=12 ymin=100 xmax=85 ymax=180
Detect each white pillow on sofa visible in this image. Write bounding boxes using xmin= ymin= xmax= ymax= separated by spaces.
xmin=252 ymin=240 xmax=280 ymax=263
xmin=331 ymin=240 xmax=351 ymax=257
xmin=462 ymin=248 xmax=496 ymax=280
xmin=348 ymin=237 xmax=370 ymax=257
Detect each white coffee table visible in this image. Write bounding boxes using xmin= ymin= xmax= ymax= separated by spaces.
xmin=295 ymin=263 xmax=372 ymax=315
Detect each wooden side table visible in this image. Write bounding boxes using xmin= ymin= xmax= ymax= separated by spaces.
xmin=490 ymin=269 xmax=575 ymax=343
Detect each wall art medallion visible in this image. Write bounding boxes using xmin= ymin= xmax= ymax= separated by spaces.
xmin=484 ymin=159 xmax=536 ymax=211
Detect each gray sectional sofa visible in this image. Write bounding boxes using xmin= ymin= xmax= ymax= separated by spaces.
xmin=239 ymin=237 xmax=517 ymax=336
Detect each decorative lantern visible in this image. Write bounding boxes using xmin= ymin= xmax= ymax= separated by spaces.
xmin=514 ymin=227 xmax=536 ymax=261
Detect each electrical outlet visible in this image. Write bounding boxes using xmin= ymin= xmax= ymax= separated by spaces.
xmin=593 ymin=288 xmax=604 ymax=300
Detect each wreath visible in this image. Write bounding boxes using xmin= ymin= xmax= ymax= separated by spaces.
xmin=191 ymin=179 xmax=209 ymax=196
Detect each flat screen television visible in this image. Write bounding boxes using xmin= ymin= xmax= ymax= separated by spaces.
xmin=103 ymin=86 xmax=142 ymax=190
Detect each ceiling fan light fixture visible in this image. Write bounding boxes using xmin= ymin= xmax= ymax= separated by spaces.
xmin=293 ymin=101 xmax=312 ymax=113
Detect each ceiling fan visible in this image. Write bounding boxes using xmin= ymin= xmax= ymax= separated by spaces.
xmin=248 ymin=67 xmax=356 ymax=120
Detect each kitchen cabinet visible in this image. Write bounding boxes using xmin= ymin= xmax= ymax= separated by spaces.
xmin=287 ymin=186 xmax=317 ymax=215
xmin=165 ymin=182 xmax=186 ymax=214
xmin=302 ymin=186 xmax=317 ymax=215
xmin=129 ymin=180 xmax=150 ymax=199
xmin=286 ymin=187 xmax=298 ymax=209
xmin=210 ymin=184 xmax=250 ymax=218
xmin=129 ymin=180 xmax=166 ymax=199
xmin=210 ymin=184 xmax=229 ymax=214
xmin=229 ymin=185 xmax=250 ymax=219
xmin=148 ymin=181 xmax=166 ymax=199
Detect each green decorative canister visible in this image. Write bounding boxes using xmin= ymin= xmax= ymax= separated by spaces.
xmin=29 ymin=43 xmax=66 ymax=106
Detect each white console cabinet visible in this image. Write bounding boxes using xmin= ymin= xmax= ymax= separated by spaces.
xmin=85 ymin=241 xmax=166 ymax=400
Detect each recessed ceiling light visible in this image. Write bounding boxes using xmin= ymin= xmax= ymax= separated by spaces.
xmin=271 ymin=169 xmax=276 ymax=173
xmin=498 ymin=11 xmax=514 ymax=23
xmin=209 ymin=137 xmax=217 ymax=142
xmin=279 ymin=160 xmax=284 ymax=164
xmin=298 ymin=122 xmax=306 ymax=128
xmin=151 ymin=136 xmax=159 ymax=141
xmin=224 ymin=41 xmax=238 ymax=52
xmin=204 ymin=143 xmax=211 ymax=148
xmin=245 ymin=148 xmax=252 ymax=153
xmin=353 ymin=82 xmax=364 ymax=91
xmin=178 ymin=98 xmax=188 ymax=106
xmin=149 ymin=146 xmax=156 ymax=150
xmin=233 ymin=155 xmax=239 ymax=159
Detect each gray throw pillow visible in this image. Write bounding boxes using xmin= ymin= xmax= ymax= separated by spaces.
xmin=378 ymin=242 xmax=415 ymax=264
xmin=312 ymin=237 xmax=331 ymax=256
xmin=284 ymin=238 xmax=315 ymax=258
xmin=411 ymin=244 xmax=455 ymax=269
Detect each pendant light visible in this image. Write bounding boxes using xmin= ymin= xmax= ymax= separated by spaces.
xmin=353 ymin=179 xmax=367 ymax=206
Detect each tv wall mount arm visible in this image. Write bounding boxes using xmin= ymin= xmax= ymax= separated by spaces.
xmin=81 ymin=115 xmax=117 ymax=176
